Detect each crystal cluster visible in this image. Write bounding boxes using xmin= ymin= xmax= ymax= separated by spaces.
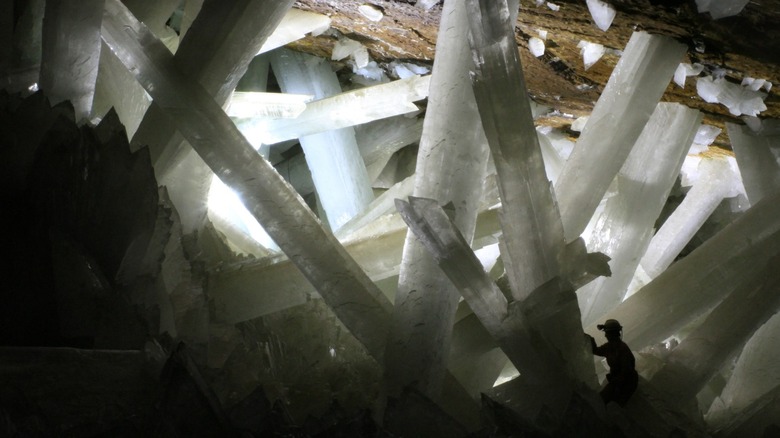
xmin=2 ymin=0 xmax=779 ymax=435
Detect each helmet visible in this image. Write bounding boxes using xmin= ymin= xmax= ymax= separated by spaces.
xmin=597 ymin=319 xmax=622 ymax=332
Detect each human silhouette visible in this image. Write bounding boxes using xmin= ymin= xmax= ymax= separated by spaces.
xmin=586 ymin=319 xmax=639 ymax=406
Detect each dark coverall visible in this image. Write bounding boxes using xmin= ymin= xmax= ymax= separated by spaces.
xmin=590 ymin=336 xmax=639 ymax=406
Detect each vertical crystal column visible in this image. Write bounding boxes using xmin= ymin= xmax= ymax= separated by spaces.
xmin=649 ymin=255 xmax=780 ymax=405
xmin=554 ymin=32 xmax=686 ymax=242
xmin=39 ymin=0 xmax=104 ymax=121
xmin=577 ymin=103 xmax=701 ymax=326
xmin=468 ymin=0 xmax=563 ymax=299
xmin=101 ymin=0 xmax=392 ymax=359
xmin=635 ymin=157 xmax=742 ymax=285
xmin=268 ymin=49 xmax=374 ymax=231
xmin=466 ymin=0 xmax=598 ymax=387
xmin=727 ymin=122 xmax=780 ymax=205
xmin=395 ymin=197 xmax=568 ymax=388
xmin=383 ymin=0 xmax=490 ymax=398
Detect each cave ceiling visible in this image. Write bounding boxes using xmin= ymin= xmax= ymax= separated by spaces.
xmin=289 ymin=0 xmax=780 ymax=148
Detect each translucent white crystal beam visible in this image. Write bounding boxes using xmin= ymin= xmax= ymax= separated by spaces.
xmin=468 ymin=0 xmax=563 ymax=297
xmin=396 ymin=198 xmax=507 ymax=328
xmin=207 ymin=178 xmax=278 ymax=252
xmin=226 ymin=91 xmax=311 ymax=119
xmin=39 ymin=0 xmax=103 ymax=121
xmin=712 ymin=384 xmax=780 ymax=436
xmin=727 ymin=122 xmax=780 ymax=206
xmin=635 ymin=157 xmax=742 ymax=283
xmin=269 ymin=49 xmax=374 ymax=231
xmin=577 ymin=103 xmax=701 ymax=326
xmin=211 ymin=215 xmax=407 ymax=323
xmin=128 ymin=0 xmax=295 ymax=232
xmin=705 ymin=314 xmax=780 ymax=431
xmin=468 ymin=0 xmax=564 ymax=299
xmin=555 ymin=32 xmax=686 ymax=242
xmin=211 ymin=206 xmax=502 ymax=324
xmin=587 ymin=188 xmax=780 ymax=350
xmin=537 ymin=127 xmax=574 ymax=184
xmin=649 ymin=255 xmax=780 ymax=405
xmin=449 ymin=314 xmax=507 ymax=398
xmin=395 ymin=197 xmax=567 ymax=386
xmin=243 ymin=74 xmax=430 ymax=145
xmin=355 ymin=116 xmax=424 ymax=182
xmin=208 ymin=207 xmax=272 ymax=257
xmin=702 ymin=122 xmax=780 ymax=433
xmin=90 ymin=1 xmax=175 ymax=132
xmin=336 ymin=175 xmax=415 ymax=240
xmin=257 ymin=8 xmax=331 ymax=54
xmin=383 ymin=0 xmax=491 ymax=398
xmin=466 ymin=0 xmax=597 ymax=388
xmin=92 ymin=42 xmax=152 ymax=137
xmin=101 ymin=0 xmax=392 ymax=359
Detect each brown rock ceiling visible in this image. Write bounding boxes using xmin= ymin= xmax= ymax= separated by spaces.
xmin=289 ymin=0 xmax=780 ymax=149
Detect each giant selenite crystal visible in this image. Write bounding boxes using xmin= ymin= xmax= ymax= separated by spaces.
xmin=554 ymin=32 xmax=686 ymax=241
xmin=269 ymin=49 xmax=374 ymax=231
xmin=39 ymin=0 xmax=104 ymax=121
xmin=383 ymin=0 xmax=491 ymax=398
xmin=649 ymin=254 xmax=780 ymax=407
xmin=210 ymin=204 xmax=503 ymax=324
xmin=577 ymin=103 xmax=701 ymax=326
xmin=355 ymin=116 xmax=424 ymax=183
xmin=235 ymin=74 xmax=429 ymax=146
xmin=90 ymin=0 xmax=177 ymax=135
xmin=727 ymin=122 xmax=780 ymax=205
xmin=704 ymin=121 xmax=780 ymax=433
xmin=465 ymin=0 xmax=595 ymax=388
xmin=100 ymin=0 xmax=392 ymax=359
xmin=396 ymin=197 xmax=593 ymax=427
xmin=129 ymin=0 xmax=295 ymax=233
xmin=257 ymin=8 xmax=331 ymax=54
xmin=632 ymin=156 xmax=742 ymax=289
xmin=706 ymin=313 xmax=780 ymax=432
xmin=587 ymin=187 xmax=780 ymax=350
